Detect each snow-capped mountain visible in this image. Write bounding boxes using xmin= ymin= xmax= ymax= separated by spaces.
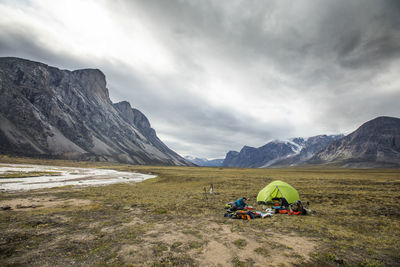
xmin=222 ymin=135 xmax=344 ymax=168
xmin=268 ymin=135 xmax=345 ymax=167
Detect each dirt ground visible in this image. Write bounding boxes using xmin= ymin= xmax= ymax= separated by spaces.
xmin=118 ymin=217 xmax=316 ymax=267
xmin=1 ymin=195 xmax=316 ymax=266
xmin=0 ymin=196 xmax=92 ymax=211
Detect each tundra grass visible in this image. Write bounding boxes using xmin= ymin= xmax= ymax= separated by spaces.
xmin=0 ymin=155 xmax=399 ymax=266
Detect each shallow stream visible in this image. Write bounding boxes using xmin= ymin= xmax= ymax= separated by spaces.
xmin=0 ymin=163 xmax=156 ymax=191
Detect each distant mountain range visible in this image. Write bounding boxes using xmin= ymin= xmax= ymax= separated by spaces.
xmin=221 ymin=117 xmax=400 ymax=168
xmin=184 ymin=156 xmax=224 ymax=167
xmin=0 ymin=57 xmax=192 ymax=166
xmin=222 ymin=134 xmax=344 ymax=168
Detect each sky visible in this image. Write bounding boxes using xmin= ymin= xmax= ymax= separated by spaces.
xmin=0 ymin=0 xmax=399 ymax=159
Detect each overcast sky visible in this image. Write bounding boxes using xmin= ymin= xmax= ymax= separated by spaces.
xmin=1 ymin=0 xmax=399 ymax=159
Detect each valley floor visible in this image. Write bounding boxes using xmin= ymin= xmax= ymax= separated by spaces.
xmin=0 ymin=156 xmax=399 ymax=266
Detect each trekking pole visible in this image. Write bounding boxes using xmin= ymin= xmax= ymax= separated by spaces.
xmin=276 ymin=186 xmax=285 ymax=199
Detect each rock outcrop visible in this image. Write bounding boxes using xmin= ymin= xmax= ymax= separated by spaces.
xmin=0 ymin=57 xmax=192 ymax=165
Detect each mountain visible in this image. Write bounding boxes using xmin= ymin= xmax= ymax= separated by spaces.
xmin=0 ymin=57 xmax=192 ymax=165
xmin=310 ymin=116 xmax=400 ymax=167
xmin=269 ymin=135 xmax=344 ymax=167
xmin=223 ymin=117 xmax=400 ymax=168
xmin=222 ymin=135 xmax=343 ymax=168
xmin=222 ymin=138 xmax=303 ymax=168
xmin=184 ymin=156 xmax=224 ymax=167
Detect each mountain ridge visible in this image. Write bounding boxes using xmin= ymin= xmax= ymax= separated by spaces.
xmin=310 ymin=116 xmax=400 ymax=167
xmin=0 ymin=57 xmax=192 ymax=166
xmin=222 ymin=134 xmax=344 ymax=168
xmin=222 ymin=116 xmax=400 ymax=168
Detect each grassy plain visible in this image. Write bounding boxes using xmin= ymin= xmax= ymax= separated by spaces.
xmin=0 ymin=156 xmax=399 ymax=266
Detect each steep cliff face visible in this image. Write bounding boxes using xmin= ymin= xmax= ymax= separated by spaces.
xmin=113 ymin=101 xmax=186 ymax=162
xmin=0 ymin=57 xmax=191 ymax=165
xmin=310 ymin=117 xmax=400 ymax=167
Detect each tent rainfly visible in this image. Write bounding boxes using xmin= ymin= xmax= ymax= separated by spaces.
xmin=257 ymin=180 xmax=300 ymax=204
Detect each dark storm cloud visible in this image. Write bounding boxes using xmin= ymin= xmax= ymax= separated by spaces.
xmin=121 ymin=0 xmax=400 ymax=91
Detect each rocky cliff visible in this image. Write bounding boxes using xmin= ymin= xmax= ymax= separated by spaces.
xmin=310 ymin=116 xmax=400 ymax=167
xmin=0 ymin=57 xmax=192 ymax=165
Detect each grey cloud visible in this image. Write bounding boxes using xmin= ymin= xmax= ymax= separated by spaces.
xmin=313 ymin=87 xmax=400 ymax=135
xmin=123 ymin=0 xmax=400 ymax=88
xmin=0 ymin=28 xmax=84 ymax=70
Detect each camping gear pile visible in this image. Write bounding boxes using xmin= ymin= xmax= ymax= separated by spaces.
xmin=224 ymin=180 xmax=309 ymax=220
xmin=224 ymin=205 xmax=273 ymax=220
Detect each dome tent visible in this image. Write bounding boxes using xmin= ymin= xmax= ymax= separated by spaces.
xmin=257 ymin=180 xmax=300 ymax=204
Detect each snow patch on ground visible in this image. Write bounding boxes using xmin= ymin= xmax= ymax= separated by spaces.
xmin=0 ymin=164 xmax=156 ymax=191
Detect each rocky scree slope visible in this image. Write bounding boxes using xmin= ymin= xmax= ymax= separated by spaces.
xmin=0 ymin=57 xmax=191 ymax=165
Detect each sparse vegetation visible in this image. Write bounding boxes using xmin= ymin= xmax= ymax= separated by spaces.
xmin=254 ymin=247 xmax=269 ymax=257
xmin=233 ymin=238 xmax=247 ymax=249
xmin=171 ymin=241 xmax=183 ymax=250
xmin=188 ymin=241 xmax=203 ymax=249
xmin=0 ymin=155 xmax=399 ymax=266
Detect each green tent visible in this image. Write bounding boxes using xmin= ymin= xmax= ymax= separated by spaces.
xmin=257 ymin=180 xmax=300 ymax=204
